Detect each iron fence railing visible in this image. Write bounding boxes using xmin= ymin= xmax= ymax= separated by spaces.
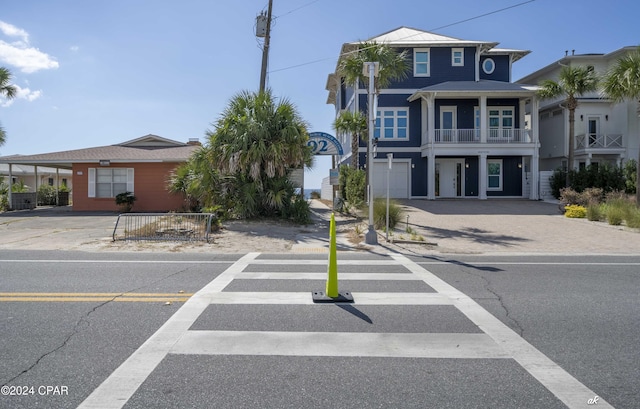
xmin=112 ymin=213 xmax=215 ymax=242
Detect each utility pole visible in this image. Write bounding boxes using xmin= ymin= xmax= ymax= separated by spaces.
xmin=258 ymin=0 xmax=273 ymax=93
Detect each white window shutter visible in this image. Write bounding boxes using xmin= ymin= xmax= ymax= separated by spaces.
xmin=126 ymin=168 xmax=134 ymax=193
xmin=88 ymin=168 xmax=96 ymax=198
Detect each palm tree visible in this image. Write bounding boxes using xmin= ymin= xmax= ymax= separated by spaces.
xmin=602 ymin=47 xmax=640 ymax=205
xmin=333 ymin=110 xmax=367 ymax=169
xmin=537 ymin=65 xmax=599 ymax=186
xmin=337 ymin=41 xmax=410 ymax=186
xmin=339 ymin=41 xmax=410 ymax=95
xmin=204 ymin=89 xmax=313 ymax=219
xmin=0 ymin=67 xmax=18 ymax=147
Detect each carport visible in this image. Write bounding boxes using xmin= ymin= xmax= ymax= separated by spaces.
xmin=0 ymin=157 xmax=72 ymax=210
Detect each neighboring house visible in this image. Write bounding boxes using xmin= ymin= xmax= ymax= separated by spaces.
xmin=0 ymin=164 xmax=72 ymax=190
xmin=0 ymin=134 xmax=200 ymax=211
xmin=326 ymin=27 xmax=541 ymax=200
xmin=517 ymin=47 xmax=639 ymax=172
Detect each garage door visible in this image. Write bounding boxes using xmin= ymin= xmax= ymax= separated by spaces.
xmin=372 ymin=161 xmax=409 ymax=199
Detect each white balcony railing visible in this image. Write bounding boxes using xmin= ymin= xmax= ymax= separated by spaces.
xmin=433 ymin=129 xmax=532 ymax=144
xmin=575 ymin=134 xmax=623 ymax=150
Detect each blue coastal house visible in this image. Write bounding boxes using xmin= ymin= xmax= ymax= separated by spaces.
xmin=326 ymin=27 xmax=541 ymax=200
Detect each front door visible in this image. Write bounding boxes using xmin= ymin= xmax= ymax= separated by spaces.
xmin=436 ymin=159 xmax=464 ymax=198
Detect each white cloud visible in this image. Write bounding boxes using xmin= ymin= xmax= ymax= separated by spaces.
xmin=70 ymin=45 xmax=79 ymax=52
xmin=0 ymin=21 xmax=28 ymax=43
xmin=0 ymin=20 xmax=58 ymax=73
xmin=1 ymin=84 xmax=43 ymax=107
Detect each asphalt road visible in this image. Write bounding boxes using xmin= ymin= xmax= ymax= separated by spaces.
xmin=1 ymin=251 xmax=638 ymax=408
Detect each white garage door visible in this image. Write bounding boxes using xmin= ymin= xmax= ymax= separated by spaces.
xmin=372 ymin=161 xmax=409 ymax=199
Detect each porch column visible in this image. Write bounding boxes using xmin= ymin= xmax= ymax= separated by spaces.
xmin=34 ymin=166 xmax=38 ymax=204
xmin=479 ymin=152 xmax=488 ymax=200
xmin=480 ymin=96 xmax=487 ymax=143
xmin=420 ymin=96 xmax=428 ymax=146
xmin=427 ymin=95 xmax=436 ymax=200
xmin=530 ymin=96 xmax=540 ymax=200
xmin=519 ymin=99 xmax=526 ymax=139
xmin=8 ymin=164 xmax=13 ymax=209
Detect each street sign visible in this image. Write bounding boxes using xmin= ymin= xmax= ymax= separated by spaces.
xmin=307 ymin=132 xmax=343 ymax=155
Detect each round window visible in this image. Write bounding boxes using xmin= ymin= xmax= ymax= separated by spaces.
xmin=482 ymin=58 xmax=495 ymax=74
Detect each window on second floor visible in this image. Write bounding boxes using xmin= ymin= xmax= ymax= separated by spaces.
xmin=414 ymin=48 xmax=430 ymax=77
xmin=452 ymin=48 xmax=464 ymax=66
xmin=374 ymin=108 xmax=409 ymax=140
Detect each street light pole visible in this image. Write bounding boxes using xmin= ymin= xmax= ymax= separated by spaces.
xmin=365 ymin=61 xmax=378 ymax=245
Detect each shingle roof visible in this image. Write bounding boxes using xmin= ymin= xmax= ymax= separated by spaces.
xmin=0 ymin=134 xmax=200 ymax=168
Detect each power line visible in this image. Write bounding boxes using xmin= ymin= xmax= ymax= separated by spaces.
xmin=274 ymin=0 xmax=321 ymax=19
xmin=268 ymin=0 xmax=536 ymax=74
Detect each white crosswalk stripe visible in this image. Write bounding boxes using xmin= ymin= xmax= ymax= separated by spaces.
xmin=79 ymin=252 xmax=613 ymax=409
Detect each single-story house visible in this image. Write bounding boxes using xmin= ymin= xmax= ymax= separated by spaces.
xmin=0 ymin=134 xmax=200 ymax=212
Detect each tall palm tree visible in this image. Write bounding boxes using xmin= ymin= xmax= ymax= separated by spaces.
xmin=537 ymin=65 xmax=599 ymax=186
xmin=602 ymin=46 xmax=640 ymax=204
xmin=339 ymin=41 xmax=410 ymax=95
xmin=333 ymin=110 xmax=367 ymax=169
xmin=337 ymin=41 xmax=410 ymax=186
xmin=0 ymin=67 xmax=18 ymax=147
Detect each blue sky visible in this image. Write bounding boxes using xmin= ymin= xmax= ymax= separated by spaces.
xmin=1 ymin=0 xmax=638 ymax=188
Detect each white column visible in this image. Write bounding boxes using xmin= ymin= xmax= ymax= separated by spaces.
xmin=421 ymin=97 xmax=428 ymax=147
xmin=480 ymin=96 xmax=487 ymax=143
xmin=427 ymin=95 xmax=436 ymax=200
xmin=8 ymin=164 xmax=13 ymax=209
xmin=479 ymin=153 xmax=488 ymax=200
xmin=530 ymin=97 xmax=540 ymax=200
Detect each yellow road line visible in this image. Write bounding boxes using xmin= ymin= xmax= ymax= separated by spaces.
xmin=0 ymin=292 xmax=193 ymax=297
xmin=0 ymin=292 xmax=193 ymax=303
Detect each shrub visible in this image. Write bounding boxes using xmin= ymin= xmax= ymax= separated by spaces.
xmin=564 ymin=205 xmax=586 ymax=218
xmin=605 ymin=205 xmax=624 ymax=225
xmin=623 ymin=159 xmax=637 ymax=194
xmin=309 ymin=191 xmax=321 ymax=199
xmin=283 ymin=195 xmax=311 ymax=225
xmin=559 ymin=187 xmax=583 ymax=206
xmin=373 ymin=198 xmax=403 ymax=229
xmin=586 ymin=204 xmax=603 ymax=221
xmin=625 ymin=207 xmax=640 ymax=228
xmin=115 ymin=191 xmax=137 ymax=212
xmin=37 ymin=184 xmax=58 ymax=206
xmin=345 ymin=168 xmax=366 ymax=208
xmin=550 ymin=168 xmax=566 ymax=199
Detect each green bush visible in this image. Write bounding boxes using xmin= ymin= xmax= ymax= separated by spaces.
xmin=373 ymin=198 xmax=403 ymax=230
xmin=115 ymin=191 xmax=137 ymax=212
xmin=586 ymin=204 xmax=603 ymax=221
xmin=604 ymin=199 xmax=626 ymax=226
xmin=625 ymin=207 xmax=640 ymax=228
xmin=551 ymin=163 xmax=631 ymax=198
xmin=309 ymin=191 xmax=321 ymax=199
xmin=564 ymin=205 xmax=586 ymax=218
xmin=282 ymin=195 xmax=311 ymax=225
xmin=623 ymin=159 xmax=637 ymax=194
xmin=345 ymin=168 xmax=366 ymax=208
xmin=0 ymin=181 xmax=8 ymax=211
xmin=37 ymin=184 xmax=58 ymax=206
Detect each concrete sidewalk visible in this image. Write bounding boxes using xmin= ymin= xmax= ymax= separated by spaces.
xmin=1 ymin=199 xmax=639 ymax=255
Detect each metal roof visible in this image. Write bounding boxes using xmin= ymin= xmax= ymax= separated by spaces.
xmin=408 ymin=80 xmax=538 ymax=101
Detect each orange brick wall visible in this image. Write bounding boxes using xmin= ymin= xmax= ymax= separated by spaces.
xmin=71 ymin=162 xmax=186 ymax=212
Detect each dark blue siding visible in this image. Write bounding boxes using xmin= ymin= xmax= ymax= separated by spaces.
xmin=464 ymin=157 xmax=479 ymax=196
xmin=480 ymin=55 xmax=510 ymax=82
xmin=435 ymin=99 xmax=478 ymax=129
xmin=487 ymin=156 xmax=522 ymax=196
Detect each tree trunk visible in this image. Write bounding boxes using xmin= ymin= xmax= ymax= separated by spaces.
xmin=351 ymin=132 xmax=359 ymax=169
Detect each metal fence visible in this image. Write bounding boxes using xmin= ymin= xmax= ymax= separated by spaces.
xmin=112 ymin=213 xmax=215 ymax=242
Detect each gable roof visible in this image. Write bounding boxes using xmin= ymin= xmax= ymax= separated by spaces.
xmin=0 ymin=134 xmax=199 ymax=169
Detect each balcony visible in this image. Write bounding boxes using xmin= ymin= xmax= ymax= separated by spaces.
xmin=575 ymin=134 xmax=623 ymax=150
xmin=433 ymin=129 xmax=532 ymax=144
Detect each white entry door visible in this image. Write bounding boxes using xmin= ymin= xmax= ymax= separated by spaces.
xmin=436 ymin=159 xmax=464 ymax=198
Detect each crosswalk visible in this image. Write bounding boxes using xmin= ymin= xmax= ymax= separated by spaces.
xmin=78 ymin=252 xmax=611 ymax=409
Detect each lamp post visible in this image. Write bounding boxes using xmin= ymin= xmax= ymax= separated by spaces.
xmin=364 ymin=61 xmax=379 ymax=245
